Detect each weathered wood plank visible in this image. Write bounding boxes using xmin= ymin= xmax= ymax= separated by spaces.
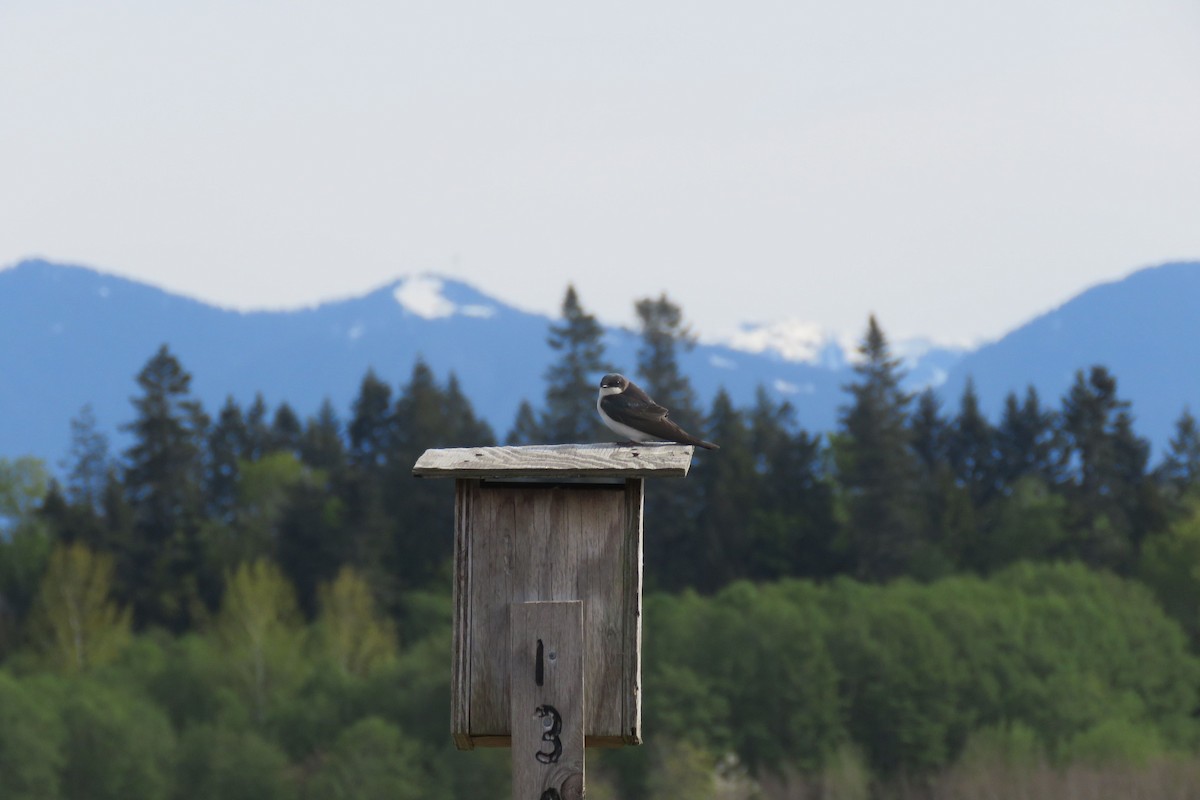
xmin=413 ymin=442 xmax=693 ymax=478
xmin=452 ymin=479 xmax=643 ymax=747
xmin=451 ymin=480 xmax=475 ymax=750
xmin=511 ymin=602 xmax=585 ymax=800
xmin=621 ymin=478 xmax=643 ymax=745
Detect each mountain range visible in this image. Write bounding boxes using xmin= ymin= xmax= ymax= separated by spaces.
xmin=2 ymin=258 xmax=1197 ymax=467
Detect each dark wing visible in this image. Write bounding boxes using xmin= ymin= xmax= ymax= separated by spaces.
xmin=600 ymin=391 xmax=669 ymax=427
xmin=619 ymin=381 xmax=669 ymax=417
xmin=602 ymin=391 xmax=720 ymax=449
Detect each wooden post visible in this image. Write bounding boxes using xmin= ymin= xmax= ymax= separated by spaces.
xmin=413 ymin=443 xmax=697 ymax=799
xmin=511 ymin=601 xmax=585 ymax=800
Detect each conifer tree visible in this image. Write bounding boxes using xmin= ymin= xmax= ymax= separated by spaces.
xmin=910 ymin=389 xmax=948 ymax=476
xmin=1156 ymin=408 xmax=1200 ymax=507
xmin=270 ymin=402 xmax=302 ymax=455
xmin=384 ymin=364 xmax=494 ymax=601
xmin=506 ymin=400 xmax=541 ymax=445
xmin=1059 ymin=366 xmax=1158 ymax=567
xmin=541 ymin=285 xmax=612 ymax=443
xmin=121 ymin=345 xmax=209 ymax=629
xmin=348 ymin=370 xmax=394 ymax=472
xmin=996 ymin=386 xmax=1059 ymax=487
xmin=300 ymin=399 xmax=346 ymax=474
xmin=634 ymin=294 xmax=706 ymax=589
xmin=748 ymin=387 xmax=840 ymax=579
xmin=692 ymin=389 xmax=755 ymax=589
xmin=949 ymin=378 xmax=997 ymax=507
xmin=634 ymin=293 xmax=702 ymax=432
xmin=206 ymin=397 xmax=247 ymax=523
xmin=64 ymin=404 xmax=110 ymax=514
xmin=909 ymin=388 xmax=970 ymax=575
xmin=244 ymin=393 xmax=271 ymax=462
xmin=836 ymin=316 xmax=921 ymax=580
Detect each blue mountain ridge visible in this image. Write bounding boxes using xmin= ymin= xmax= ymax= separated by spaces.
xmin=940 ymin=260 xmax=1200 ymax=453
xmin=0 ymin=259 xmax=920 ymax=465
xmin=2 ymin=258 xmax=1197 ymax=467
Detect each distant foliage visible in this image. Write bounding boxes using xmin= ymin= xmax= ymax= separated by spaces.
xmin=3 ymin=300 xmax=1200 ymax=797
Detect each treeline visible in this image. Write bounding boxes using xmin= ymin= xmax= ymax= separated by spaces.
xmin=611 ymin=563 xmax=1200 ymax=796
xmin=5 ymin=285 xmax=1200 ymax=796
xmin=1 ymin=556 xmax=1196 ymax=798
xmin=5 ymin=287 xmax=1200 ymax=624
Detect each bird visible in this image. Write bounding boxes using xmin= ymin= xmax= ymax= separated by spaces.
xmin=596 ymin=373 xmax=719 ymax=450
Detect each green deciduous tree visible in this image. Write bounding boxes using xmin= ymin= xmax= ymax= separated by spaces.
xmin=0 ymin=671 xmax=65 ymax=800
xmin=302 ymin=717 xmax=423 ymax=800
xmin=314 ymin=566 xmax=397 ymax=677
xmin=58 ymin=678 xmax=175 ymax=800
xmin=28 ymin=542 xmax=132 ymax=674
xmin=0 ymin=455 xmax=49 ymax=530
xmin=213 ymin=559 xmax=307 ymax=726
xmin=174 ymin=725 xmax=295 ymax=800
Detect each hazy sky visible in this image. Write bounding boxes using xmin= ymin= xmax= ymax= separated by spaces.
xmin=3 ymin=1 xmax=1198 ymax=347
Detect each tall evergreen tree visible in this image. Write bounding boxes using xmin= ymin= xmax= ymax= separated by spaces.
xmin=748 ymin=387 xmax=841 ymax=579
xmin=910 ymin=389 xmax=949 ymax=476
xmin=836 ymin=316 xmax=921 ymax=581
xmin=64 ymin=405 xmax=110 ymax=514
xmin=506 ymin=400 xmax=541 ymax=445
xmin=348 ymin=370 xmax=394 ymax=472
xmin=634 ymin=294 xmax=706 ymax=589
xmin=270 ymin=403 xmax=302 ymax=455
xmin=121 ymin=345 xmax=209 ymax=629
xmin=206 ymin=397 xmax=247 ymax=523
xmin=691 ymin=389 xmax=755 ymax=590
xmin=541 ymin=285 xmax=613 ymax=443
xmin=996 ymin=386 xmax=1059 ymax=488
xmin=1156 ymin=408 xmax=1200 ymax=507
xmin=634 ymin=294 xmax=702 ymax=432
xmin=244 ymin=393 xmax=272 ymax=462
xmin=948 ymin=378 xmax=997 ymax=507
xmin=300 ymin=399 xmax=347 ymax=474
xmin=383 ymin=364 xmax=494 ymax=601
xmin=910 ymin=388 xmax=970 ymax=575
xmin=1059 ymin=366 xmax=1158 ymax=568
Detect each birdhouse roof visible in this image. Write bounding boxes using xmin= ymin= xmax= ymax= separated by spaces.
xmin=412 ymin=443 xmax=694 ymax=479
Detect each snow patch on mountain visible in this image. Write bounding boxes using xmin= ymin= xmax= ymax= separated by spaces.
xmin=393 ymin=276 xmax=456 ymax=319
xmin=393 ymin=275 xmax=498 ymax=320
xmin=460 ymin=304 xmax=497 ymax=319
xmin=725 ymin=319 xmax=848 ymax=368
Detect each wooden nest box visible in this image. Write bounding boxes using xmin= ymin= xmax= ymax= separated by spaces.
xmin=412 ymin=442 xmax=695 ymax=753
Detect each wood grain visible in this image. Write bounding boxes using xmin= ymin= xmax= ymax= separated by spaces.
xmin=451 ymin=478 xmax=643 ymax=749
xmin=511 ymin=602 xmax=585 ymax=800
xmin=413 ymin=443 xmax=694 ymax=478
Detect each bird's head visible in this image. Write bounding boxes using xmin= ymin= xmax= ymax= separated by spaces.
xmin=598 ymin=373 xmax=629 ymax=396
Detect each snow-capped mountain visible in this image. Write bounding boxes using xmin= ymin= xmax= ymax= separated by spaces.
xmin=2 ymin=258 xmax=1198 ymax=466
xmin=0 ymin=259 xmax=959 ymax=464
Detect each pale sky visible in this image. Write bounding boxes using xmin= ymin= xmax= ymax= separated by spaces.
xmin=3 ymin=0 xmax=1198 ymax=347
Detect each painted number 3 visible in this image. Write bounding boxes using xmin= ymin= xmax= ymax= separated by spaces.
xmin=534 ymin=704 xmax=563 ymax=765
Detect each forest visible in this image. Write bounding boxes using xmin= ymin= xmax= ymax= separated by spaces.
xmin=4 ymin=286 xmax=1200 ymax=799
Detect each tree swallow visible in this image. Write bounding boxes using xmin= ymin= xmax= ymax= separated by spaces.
xmin=597 ymin=373 xmax=719 ymax=450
